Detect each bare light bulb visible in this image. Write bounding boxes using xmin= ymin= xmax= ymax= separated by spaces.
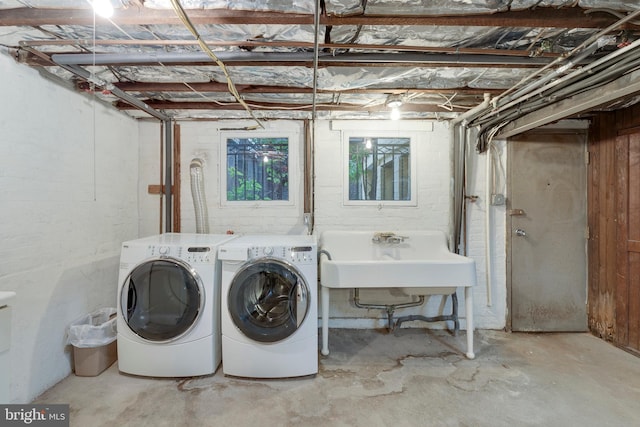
xmin=390 ymin=108 xmax=401 ymax=120
xmin=263 ymin=155 xmax=269 ymax=163
xmin=92 ymin=0 xmax=114 ymax=18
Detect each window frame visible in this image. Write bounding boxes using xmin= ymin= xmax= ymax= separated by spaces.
xmin=342 ymin=130 xmax=418 ymax=207
xmin=220 ymin=130 xmax=298 ymax=207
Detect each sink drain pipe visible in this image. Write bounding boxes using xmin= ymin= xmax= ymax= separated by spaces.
xmin=353 ymin=288 xmax=425 ymax=331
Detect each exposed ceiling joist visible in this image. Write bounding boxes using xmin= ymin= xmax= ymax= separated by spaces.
xmin=108 ymin=81 xmax=502 ymax=96
xmin=0 ymin=7 xmax=633 ymax=29
xmin=114 ymin=99 xmax=464 ymax=113
xmin=2 ymin=2 xmax=638 ymax=122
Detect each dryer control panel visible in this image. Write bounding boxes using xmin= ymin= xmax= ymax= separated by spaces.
xmin=147 ymin=245 xmax=215 ymax=264
xmin=249 ymin=245 xmax=316 ymax=265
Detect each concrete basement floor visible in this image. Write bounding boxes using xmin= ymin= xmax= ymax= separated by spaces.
xmin=35 ymin=329 xmax=640 ymax=427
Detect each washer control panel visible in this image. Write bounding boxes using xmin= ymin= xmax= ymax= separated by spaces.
xmin=147 ymin=245 xmax=214 ymax=264
xmin=248 ymin=245 xmax=316 ymax=264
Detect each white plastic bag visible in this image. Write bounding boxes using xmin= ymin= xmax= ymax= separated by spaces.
xmin=66 ymin=307 xmax=117 ymax=348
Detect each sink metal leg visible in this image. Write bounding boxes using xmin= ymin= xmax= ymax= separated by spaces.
xmin=452 ymin=292 xmax=459 ymax=336
xmin=465 ymin=286 xmax=475 ymax=359
xmin=321 ymin=286 xmax=330 ymax=356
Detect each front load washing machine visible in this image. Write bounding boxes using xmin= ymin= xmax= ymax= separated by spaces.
xmin=219 ymin=234 xmax=317 ymax=378
xmin=117 ymin=233 xmax=237 ymax=377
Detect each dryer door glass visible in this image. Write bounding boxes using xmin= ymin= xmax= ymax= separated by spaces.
xmin=228 ymin=259 xmax=309 ymax=343
xmin=122 ymin=258 xmax=203 ymax=342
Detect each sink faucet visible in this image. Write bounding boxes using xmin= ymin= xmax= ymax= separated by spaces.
xmin=372 ymin=232 xmax=407 ymax=244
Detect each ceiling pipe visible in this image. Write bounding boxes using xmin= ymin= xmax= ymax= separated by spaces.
xmin=482 ymin=7 xmax=640 ymax=122
xmin=20 ymin=44 xmax=170 ymax=120
xmin=451 ymin=92 xmax=491 ymax=126
xmin=50 ymin=51 xmax=556 ymax=67
xmin=57 ymin=63 xmax=171 ymax=121
xmin=492 ymin=7 xmax=640 ymax=105
xmin=477 ymin=39 xmax=640 ymax=126
xmin=311 ymin=0 xmax=320 ymax=121
xmin=472 ymin=37 xmax=640 ymax=129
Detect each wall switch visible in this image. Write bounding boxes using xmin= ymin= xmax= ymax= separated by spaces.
xmin=491 ymin=193 xmax=505 ymax=205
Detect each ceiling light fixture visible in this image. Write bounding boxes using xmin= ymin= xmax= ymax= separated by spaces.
xmin=386 ymin=94 xmax=403 ymax=120
xmin=385 ymin=94 xmax=404 ymax=109
xmin=91 ymin=0 xmax=114 ymax=18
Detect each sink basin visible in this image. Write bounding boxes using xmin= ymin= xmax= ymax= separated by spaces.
xmin=319 ymin=230 xmax=476 ymax=290
xmin=318 ymin=230 xmax=476 ymax=359
xmin=0 ymin=292 xmax=16 ymax=306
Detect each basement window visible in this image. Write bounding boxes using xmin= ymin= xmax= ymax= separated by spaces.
xmin=343 ymin=132 xmax=417 ymax=206
xmin=221 ymin=133 xmax=293 ymax=205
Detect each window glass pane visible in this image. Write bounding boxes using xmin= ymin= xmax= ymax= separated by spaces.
xmin=348 ymin=137 xmax=411 ymax=201
xmin=226 ymin=137 xmax=289 ymax=201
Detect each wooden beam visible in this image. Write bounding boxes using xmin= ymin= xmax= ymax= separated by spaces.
xmin=0 ymin=7 xmax=630 ymax=29
xmin=108 ymin=81 xmax=502 ymax=96
xmin=114 ymin=100 xmax=465 ymax=113
xmin=147 ymin=184 xmax=174 ymax=194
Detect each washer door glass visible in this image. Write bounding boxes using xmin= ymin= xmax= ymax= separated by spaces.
xmin=122 ymin=258 xmax=203 ymax=342
xmin=228 ymin=258 xmax=309 ymax=343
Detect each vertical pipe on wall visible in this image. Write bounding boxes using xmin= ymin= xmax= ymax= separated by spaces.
xmin=449 ymin=124 xmax=465 ymax=253
xmin=450 ymin=94 xmax=491 ymax=252
xmin=164 ymin=119 xmax=173 ymax=232
xmin=306 ymin=0 xmax=321 ymax=235
xmin=173 ymin=123 xmax=181 ymax=232
xmin=304 ymin=120 xmax=314 ymax=234
xmin=159 ymin=123 xmax=164 ymax=235
xmin=485 ymin=147 xmax=493 ymax=307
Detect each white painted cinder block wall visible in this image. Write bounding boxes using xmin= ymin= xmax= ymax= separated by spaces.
xmin=175 ymin=120 xmax=307 ymax=235
xmin=0 ymin=48 xmax=506 ymax=403
xmin=164 ymin=118 xmax=507 ymax=331
xmin=313 ymin=120 xmax=506 ymax=330
xmin=0 ymin=53 xmax=141 ymax=403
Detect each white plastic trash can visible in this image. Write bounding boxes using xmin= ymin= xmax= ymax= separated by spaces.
xmin=66 ymin=308 xmax=118 ymax=377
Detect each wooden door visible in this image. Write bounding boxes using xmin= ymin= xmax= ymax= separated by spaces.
xmin=508 ymin=131 xmax=588 ymax=332
xmin=615 ymin=132 xmax=640 ymax=353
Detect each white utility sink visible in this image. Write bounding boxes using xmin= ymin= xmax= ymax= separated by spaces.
xmin=318 ymin=230 xmax=476 ymax=359
xmin=0 ymin=292 xmax=16 ymax=306
xmin=0 ymin=291 xmax=15 ymax=403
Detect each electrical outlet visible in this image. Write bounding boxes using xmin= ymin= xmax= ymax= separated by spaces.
xmin=491 ymin=193 xmax=505 ymax=205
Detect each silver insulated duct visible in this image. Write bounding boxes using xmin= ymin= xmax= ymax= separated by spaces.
xmin=189 ymin=158 xmax=210 ymax=234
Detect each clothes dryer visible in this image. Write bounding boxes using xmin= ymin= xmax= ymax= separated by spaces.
xmin=117 ymin=233 xmax=236 ymax=377
xmin=219 ymin=234 xmax=317 ymax=378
